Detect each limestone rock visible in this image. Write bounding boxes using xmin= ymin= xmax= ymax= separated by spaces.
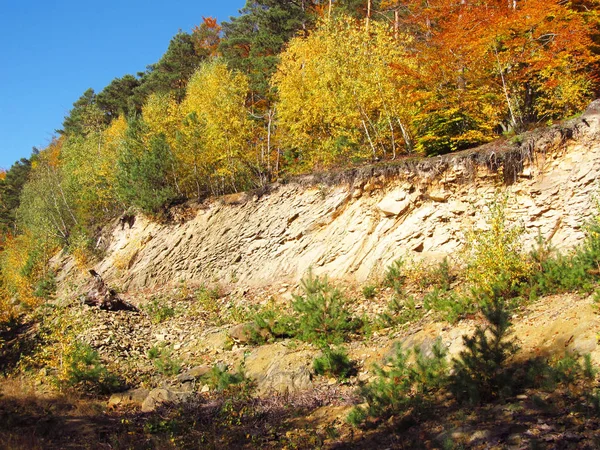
xmin=82 ymin=105 xmax=599 ymax=290
xmin=377 ymin=197 xmax=410 ymax=217
xmin=228 ymin=322 xmax=270 ymax=344
xmin=176 ymin=365 xmax=211 ymax=383
xmin=108 ymin=388 xmax=149 ymax=409
xmin=244 ymin=343 xmax=314 ymax=395
xmin=428 ymin=189 xmax=449 ymax=202
xmin=141 ymin=388 xmax=191 ymax=412
xmin=199 ymin=330 xmax=229 ymax=352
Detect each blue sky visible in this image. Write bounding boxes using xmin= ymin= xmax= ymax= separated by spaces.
xmin=0 ymin=0 xmax=245 ymax=170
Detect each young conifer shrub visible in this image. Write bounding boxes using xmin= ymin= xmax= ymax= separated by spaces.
xmin=292 ymin=269 xmax=360 ymax=346
xmin=423 ymin=289 xmax=475 ymax=324
xmin=383 ymin=258 xmax=406 ymax=295
xmin=449 ymin=285 xmax=519 ymax=404
xmin=202 ymin=364 xmax=247 ymax=392
xmin=349 ymin=339 xmax=448 ymax=425
xmin=313 ymin=345 xmax=355 ymax=380
xmin=147 ymin=343 xmax=181 ymax=376
xmin=63 ymin=341 xmax=121 ymax=393
xmin=529 ymin=214 xmax=600 ymax=296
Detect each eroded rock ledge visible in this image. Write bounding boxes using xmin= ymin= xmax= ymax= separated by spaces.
xmin=54 ymin=101 xmax=600 ymax=291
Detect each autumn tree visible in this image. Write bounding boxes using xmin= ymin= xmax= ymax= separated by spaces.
xmin=179 ymin=60 xmax=254 ymax=197
xmin=60 ymin=115 xmax=128 ymax=229
xmin=403 ymin=0 xmax=598 ymax=154
xmin=17 ymin=138 xmax=79 ymax=245
xmin=192 ymin=17 xmax=222 ymax=58
xmin=273 ymin=16 xmax=416 ymax=170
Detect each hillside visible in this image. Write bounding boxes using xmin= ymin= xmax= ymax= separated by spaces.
xmin=0 ymin=102 xmax=600 ymax=449
xmin=58 ymin=100 xmax=600 ymax=291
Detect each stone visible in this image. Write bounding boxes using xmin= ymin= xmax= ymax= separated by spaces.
xmin=108 ymin=388 xmax=150 ymax=409
xmin=141 ymin=388 xmax=191 ymax=413
xmin=244 ymin=343 xmax=314 ymax=395
xmin=377 ymin=198 xmax=410 ymax=217
xmin=228 ymin=322 xmax=255 ymax=344
xmin=199 ymin=330 xmax=229 ymax=351
xmin=428 ymin=189 xmax=449 ymax=202
xmin=363 ymin=181 xmax=376 ymax=192
xmin=176 ymin=365 xmax=211 ymax=383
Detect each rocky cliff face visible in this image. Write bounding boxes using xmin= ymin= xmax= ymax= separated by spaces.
xmin=85 ymin=102 xmax=600 ymax=291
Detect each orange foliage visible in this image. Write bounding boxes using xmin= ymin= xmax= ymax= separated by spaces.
xmin=192 ymin=17 xmax=222 ymax=58
xmin=402 ymin=0 xmax=597 ymax=131
xmin=34 ymin=136 xmax=65 ymax=170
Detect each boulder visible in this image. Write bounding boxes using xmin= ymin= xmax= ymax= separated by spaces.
xmin=377 ymin=198 xmax=410 ymax=217
xmin=141 ymin=388 xmax=191 ymax=412
xmin=428 ymin=189 xmax=449 ymax=202
xmin=108 ymin=388 xmax=149 ymax=409
xmin=176 ymin=365 xmax=211 ymax=383
xmin=228 ymin=322 xmax=271 ymax=344
xmin=244 ymin=343 xmax=314 ymax=395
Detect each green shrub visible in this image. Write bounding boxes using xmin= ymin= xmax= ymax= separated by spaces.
xmin=524 ymin=353 xmax=597 ymax=391
xmin=378 ymin=294 xmax=423 ymax=327
xmin=529 ymin=254 xmax=593 ymax=296
xmin=147 ymin=344 xmax=181 ymax=376
xmin=144 ymin=298 xmax=176 ymax=324
xmin=202 ymin=364 xmax=246 ymax=391
xmin=192 ymin=284 xmax=223 ymax=323
xmin=423 ymin=289 xmax=476 ymax=324
xmin=292 ymin=269 xmax=361 ymax=345
xmin=419 ymin=258 xmax=454 ymax=291
xmin=247 ymin=307 xmax=295 ymax=344
xmin=383 ymin=258 xmax=406 ymax=294
xmin=63 ymin=341 xmax=120 ymax=393
xmin=313 ymin=345 xmax=355 ymax=380
xmin=583 ymin=353 xmax=597 ymax=380
xmin=349 ymin=339 xmax=448 ymax=425
xmin=362 ymin=285 xmax=376 ymax=300
xmin=449 ymin=287 xmax=519 ymax=404
xmin=528 ymin=218 xmax=600 ymax=296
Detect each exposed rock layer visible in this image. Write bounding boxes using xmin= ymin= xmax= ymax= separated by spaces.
xmin=87 ymin=102 xmax=600 ymax=290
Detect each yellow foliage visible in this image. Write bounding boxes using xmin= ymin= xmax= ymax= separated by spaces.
xmin=142 ymin=93 xmax=182 ymax=148
xmin=18 ymin=304 xmax=82 ymax=387
xmin=60 ymin=116 xmax=126 ymax=225
xmin=0 ymin=233 xmax=57 ymax=320
xmin=178 ymin=60 xmax=252 ymax=196
xmin=462 ymin=196 xmax=532 ymax=296
xmin=273 ymin=16 xmax=416 ymax=170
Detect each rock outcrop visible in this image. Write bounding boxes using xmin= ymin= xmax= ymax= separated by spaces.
xmin=77 ymin=103 xmax=600 ymax=293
